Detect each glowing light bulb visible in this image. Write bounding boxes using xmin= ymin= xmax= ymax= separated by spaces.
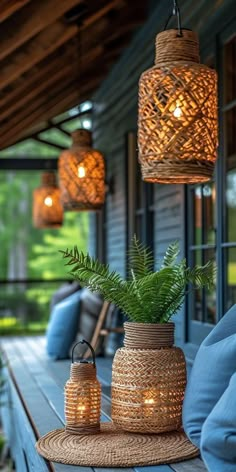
xmin=44 ymin=196 xmax=53 ymax=207
xmin=78 ymin=165 xmax=86 ymax=178
xmin=144 ymin=398 xmax=155 ymax=405
xmin=77 ymin=404 xmax=86 ymax=411
xmin=173 ymin=104 xmax=182 ymax=118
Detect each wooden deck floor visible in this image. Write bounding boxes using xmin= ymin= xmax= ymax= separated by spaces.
xmin=0 ymin=337 xmax=207 ymax=472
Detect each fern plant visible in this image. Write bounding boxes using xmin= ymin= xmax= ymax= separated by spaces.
xmin=60 ymin=237 xmax=215 ymax=324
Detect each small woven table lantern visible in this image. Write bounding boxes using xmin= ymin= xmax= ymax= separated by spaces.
xmin=64 ymin=340 xmax=101 ymax=435
xmin=58 ymin=129 xmax=105 ymax=211
xmin=33 ymin=172 xmax=63 ymax=228
xmin=138 ymin=28 xmax=218 ymax=183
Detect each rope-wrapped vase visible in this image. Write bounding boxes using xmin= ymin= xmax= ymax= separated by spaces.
xmin=33 ymin=172 xmax=63 ymax=228
xmin=58 ymin=129 xmax=105 ymax=211
xmin=112 ymin=322 xmax=186 ymax=433
xmin=138 ymin=29 xmax=218 ymax=184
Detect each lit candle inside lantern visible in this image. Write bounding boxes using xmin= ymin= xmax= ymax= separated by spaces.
xmin=144 ymin=398 xmax=155 ymax=405
xmin=64 ymin=340 xmax=101 ymax=434
xmin=173 ymin=102 xmax=182 ymax=118
xmin=78 ymin=165 xmax=86 ymax=178
xmin=143 ymin=392 xmax=156 ymax=417
xmin=44 ymin=196 xmax=53 ymax=207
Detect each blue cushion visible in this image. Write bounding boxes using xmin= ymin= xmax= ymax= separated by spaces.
xmin=46 ymin=290 xmax=81 ymax=359
xmin=183 ymin=304 xmax=236 ymax=448
xmin=201 ymin=371 xmax=236 ymax=471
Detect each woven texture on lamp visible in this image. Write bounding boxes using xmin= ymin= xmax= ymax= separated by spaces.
xmin=138 ymin=29 xmax=218 ymax=184
xmin=58 ymin=129 xmax=105 ymax=211
xmin=33 ymin=172 xmax=63 ymax=228
xmin=112 ymin=322 xmax=186 ymax=434
xmin=64 ymin=340 xmax=101 ymax=435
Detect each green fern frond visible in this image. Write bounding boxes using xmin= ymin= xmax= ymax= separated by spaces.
xmin=60 ymin=238 xmax=215 ymax=324
xmin=161 ymin=241 xmax=180 ymax=268
xmin=128 ymin=235 xmax=154 ymax=279
xmin=186 ymin=260 xmax=216 ymax=289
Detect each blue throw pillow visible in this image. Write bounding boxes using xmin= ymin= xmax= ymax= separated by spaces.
xmin=183 ymin=304 xmax=236 ymax=448
xmin=46 ymin=290 xmax=81 ymax=360
xmin=200 ymin=371 xmax=236 ymax=471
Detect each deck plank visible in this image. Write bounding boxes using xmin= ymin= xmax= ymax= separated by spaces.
xmin=1 ymin=338 xmax=93 ymax=472
xmin=170 ymin=459 xmax=207 ymax=471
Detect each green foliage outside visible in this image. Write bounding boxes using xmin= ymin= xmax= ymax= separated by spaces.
xmin=0 ymin=126 xmax=89 ymax=335
xmin=61 ymin=237 xmax=215 ymax=324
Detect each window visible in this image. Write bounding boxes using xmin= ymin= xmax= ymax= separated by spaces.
xmin=186 ymin=21 xmax=236 ymax=345
xmin=126 ymin=131 xmax=154 ymax=273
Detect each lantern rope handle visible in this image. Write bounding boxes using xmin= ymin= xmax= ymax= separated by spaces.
xmin=72 ymin=339 xmax=96 ymax=367
xmin=163 ymin=0 xmax=182 ymax=36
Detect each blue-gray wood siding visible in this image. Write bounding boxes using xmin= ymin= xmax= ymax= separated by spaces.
xmin=89 ymin=0 xmax=235 ymax=350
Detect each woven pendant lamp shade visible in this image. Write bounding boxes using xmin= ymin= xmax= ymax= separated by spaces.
xmin=33 ymin=172 xmax=63 ymax=228
xmin=58 ymin=130 xmax=105 ymax=211
xmin=138 ymin=29 xmax=218 ymax=184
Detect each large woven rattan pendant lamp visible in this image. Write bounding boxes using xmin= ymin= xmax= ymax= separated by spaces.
xmin=33 ymin=172 xmax=63 ymax=228
xmin=138 ymin=1 xmax=218 ymax=184
xmin=58 ymin=129 xmax=105 ymax=211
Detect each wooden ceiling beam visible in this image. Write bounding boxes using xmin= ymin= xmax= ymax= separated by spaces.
xmin=0 ymin=61 xmax=77 ymax=123
xmin=0 ymin=76 xmax=79 ymax=138
xmin=3 ymin=77 xmax=100 ymax=149
xmin=0 ymin=44 xmax=103 ymax=126
xmin=0 ymin=0 xmax=124 ymax=92
xmin=0 ymin=0 xmax=83 ymax=62
xmin=0 ymin=51 xmax=73 ymax=110
xmin=0 ymin=0 xmax=30 ymax=22
xmin=0 ymin=21 xmax=78 ymax=91
xmin=0 ymin=2 xmax=145 ymax=115
xmin=0 ymin=76 xmax=102 ymax=149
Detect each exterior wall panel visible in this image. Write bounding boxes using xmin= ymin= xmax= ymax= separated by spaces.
xmin=90 ymin=0 xmax=235 ymax=349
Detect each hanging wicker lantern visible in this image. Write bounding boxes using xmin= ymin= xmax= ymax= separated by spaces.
xmin=58 ymin=129 xmax=105 ymax=211
xmin=112 ymin=322 xmax=186 ymax=433
xmin=138 ymin=29 xmax=218 ymax=184
xmin=64 ymin=340 xmax=101 ymax=435
xmin=33 ymin=172 xmax=63 ymax=228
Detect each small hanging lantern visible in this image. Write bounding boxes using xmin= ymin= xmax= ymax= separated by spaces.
xmin=33 ymin=172 xmax=63 ymax=228
xmin=138 ymin=3 xmax=218 ymax=184
xmin=58 ymin=129 xmax=105 ymax=211
xmin=64 ymin=340 xmax=101 ymax=434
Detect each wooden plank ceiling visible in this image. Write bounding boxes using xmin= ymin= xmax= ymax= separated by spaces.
xmin=0 ymin=0 xmax=146 ymax=150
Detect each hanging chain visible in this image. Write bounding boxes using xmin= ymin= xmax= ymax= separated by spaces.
xmin=164 ymin=0 xmax=182 ymax=36
xmin=76 ymin=24 xmax=82 ymax=111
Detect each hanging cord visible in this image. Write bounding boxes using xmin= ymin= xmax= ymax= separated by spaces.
xmin=76 ymin=24 xmax=82 ymax=111
xmin=164 ymin=0 xmax=182 ymax=36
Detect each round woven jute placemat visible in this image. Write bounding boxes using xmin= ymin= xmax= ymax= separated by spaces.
xmin=36 ymin=423 xmax=199 ymax=467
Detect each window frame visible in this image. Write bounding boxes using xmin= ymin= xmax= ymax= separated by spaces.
xmin=185 ymin=18 xmax=236 ymax=349
xmin=125 ymin=131 xmax=154 ymax=276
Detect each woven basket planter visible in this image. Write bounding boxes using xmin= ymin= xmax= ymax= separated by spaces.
xmin=112 ymin=322 xmax=186 ymax=434
xmin=33 ymin=172 xmax=63 ymax=228
xmin=58 ymin=129 xmax=105 ymax=211
xmin=138 ymin=29 xmax=218 ymax=184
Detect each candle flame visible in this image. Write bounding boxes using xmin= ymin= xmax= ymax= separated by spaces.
xmin=144 ymin=398 xmax=155 ymax=405
xmin=77 ymin=404 xmax=86 ymax=411
xmin=173 ymin=106 xmax=182 ymax=118
xmin=44 ymin=196 xmax=53 ymax=207
xmin=78 ymin=165 xmax=86 ymax=178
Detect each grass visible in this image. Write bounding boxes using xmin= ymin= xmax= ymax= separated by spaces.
xmin=0 ymin=317 xmax=47 ymax=336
